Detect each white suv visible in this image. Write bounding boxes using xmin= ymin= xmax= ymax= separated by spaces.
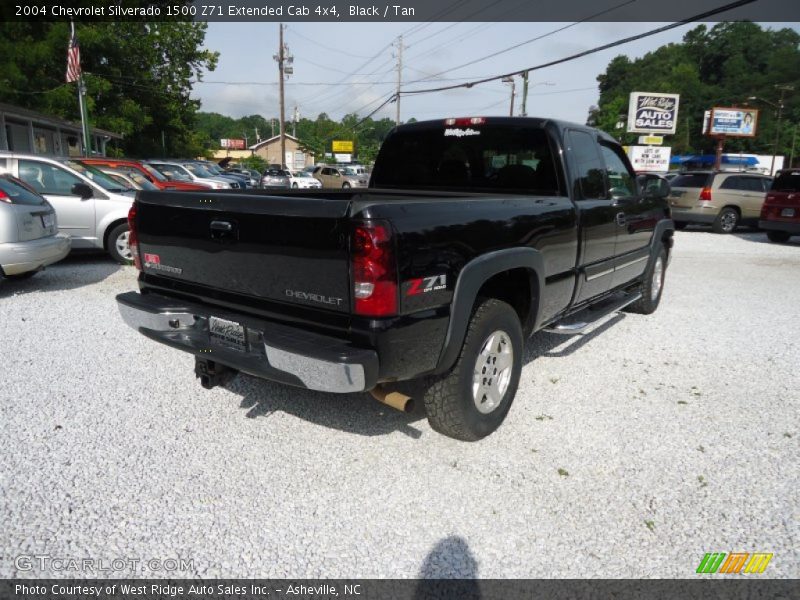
xmin=0 ymin=153 xmax=136 ymax=263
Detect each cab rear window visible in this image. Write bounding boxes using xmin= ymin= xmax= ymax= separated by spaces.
xmin=771 ymin=171 xmax=800 ymax=192
xmin=670 ymin=173 xmax=710 ymax=188
xmin=371 ymin=124 xmax=561 ymax=195
xmin=0 ymin=175 xmax=47 ymax=206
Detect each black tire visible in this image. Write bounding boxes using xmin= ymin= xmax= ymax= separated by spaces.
xmin=712 ymin=207 xmax=739 ymax=234
xmin=5 ymin=270 xmax=38 ymax=280
xmin=766 ymin=230 xmax=791 ymax=243
xmin=423 ymin=298 xmax=523 ymax=441
xmin=674 ymin=221 xmax=688 ymax=230
xmin=107 ymin=222 xmax=132 ymax=265
xmin=626 ymin=245 xmax=667 ymax=315
xmin=342 ymin=182 xmax=351 ymax=189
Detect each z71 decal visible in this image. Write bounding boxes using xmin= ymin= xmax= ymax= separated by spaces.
xmin=405 ymin=274 xmax=447 ymax=296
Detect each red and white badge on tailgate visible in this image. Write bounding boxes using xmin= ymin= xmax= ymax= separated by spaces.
xmin=143 ymin=253 xmax=160 ymax=265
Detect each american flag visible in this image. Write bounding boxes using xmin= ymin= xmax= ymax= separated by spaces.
xmin=66 ymin=23 xmax=81 ymax=83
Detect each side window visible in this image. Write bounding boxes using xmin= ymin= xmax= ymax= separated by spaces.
xmin=565 ymin=130 xmax=606 ymax=200
xmin=743 ymin=177 xmax=766 ymax=192
xmin=19 ymin=160 xmax=83 ymax=195
xmin=599 ymin=144 xmax=637 ymax=199
xmin=720 ymin=176 xmax=744 ymax=190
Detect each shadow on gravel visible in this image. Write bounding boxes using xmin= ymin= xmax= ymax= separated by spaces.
xmin=415 ymin=536 xmax=480 ymax=590
xmin=221 ymin=315 xmax=626 ymax=438
xmin=0 ymin=252 xmax=122 ymax=298
xmin=224 ymin=375 xmax=427 ymax=439
xmin=732 ymin=231 xmax=800 ymax=246
xmin=522 ymin=313 xmax=626 ymax=363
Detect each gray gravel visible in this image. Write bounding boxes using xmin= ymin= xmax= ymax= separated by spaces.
xmin=1 ymin=231 xmax=798 ymax=579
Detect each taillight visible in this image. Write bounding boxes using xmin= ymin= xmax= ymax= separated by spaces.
xmin=128 ymin=204 xmax=141 ymax=270
xmin=352 ymin=221 xmax=397 ymax=317
xmin=0 ymin=189 xmax=10 ymax=203
xmin=699 ymin=187 xmax=712 ymax=201
xmin=444 ymin=117 xmax=486 ymax=126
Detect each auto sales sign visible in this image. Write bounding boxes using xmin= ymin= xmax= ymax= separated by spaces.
xmin=627 ymin=92 xmax=680 ymax=135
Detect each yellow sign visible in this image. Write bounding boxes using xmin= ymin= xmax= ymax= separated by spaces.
xmin=638 ymin=135 xmax=663 ymax=145
xmin=332 ymin=140 xmax=354 ymax=153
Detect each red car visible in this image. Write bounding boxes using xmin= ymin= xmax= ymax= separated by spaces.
xmin=760 ymin=169 xmax=800 ymax=243
xmin=79 ymin=158 xmax=210 ymax=191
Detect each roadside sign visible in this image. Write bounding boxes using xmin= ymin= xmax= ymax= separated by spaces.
xmin=627 ymin=92 xmax=680 ymax=135
xmin=626 ymin=145 xmax=672 ymax=172
xmin=708 ymin=108 xmax=759 ymax=137
xmin=220 ymin=139 xmax=245 ymax=149
xmin=332 ymin=140 xmax=354 ymax=153
xmin=334 ymin=153 xmax=352 ymax=162
xmin=638 ymin=135 xmax=663 ymax=145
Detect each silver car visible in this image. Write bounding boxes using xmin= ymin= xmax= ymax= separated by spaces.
xmin=149 ymin=161 xmax=234 ymax=190
xmin=0 ymin=174 xmax=70 ymax=279
xmin=1 ymin=153 xmax=136 ymax=264
xmin=261 ymin=168 xmax=291 ymax=189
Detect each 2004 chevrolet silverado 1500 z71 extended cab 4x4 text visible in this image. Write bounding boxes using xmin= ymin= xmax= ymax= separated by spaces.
xmin=117 ymin=117 xmax=674 ymax=441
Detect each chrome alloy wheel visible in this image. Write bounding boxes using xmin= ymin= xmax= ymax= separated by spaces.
xmin=472 ymin=330 xmax=514 ymax=414
xmin=651 ymin=255 xmax=664 ymax=301
xmin=115 ymin=230 xmax=132 ymax=261
xmin=720 ymin=211 xmax=737 ymax=232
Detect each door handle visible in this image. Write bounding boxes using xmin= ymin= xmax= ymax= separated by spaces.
xmin=615 ymin=212 xmax=627 ymax=227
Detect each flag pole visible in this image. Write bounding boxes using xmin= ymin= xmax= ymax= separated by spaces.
xmin=70 ymin=21 xmax=92 ymax=156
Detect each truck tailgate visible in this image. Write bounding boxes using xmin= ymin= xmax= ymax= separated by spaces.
xmin=134 ymin=192 xmax=352 ymax=313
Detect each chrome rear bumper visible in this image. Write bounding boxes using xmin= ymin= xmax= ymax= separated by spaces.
xmin=116 ymin=291 xmax=378 ymax=393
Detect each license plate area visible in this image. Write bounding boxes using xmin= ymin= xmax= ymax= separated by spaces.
xmin=781 ymin=208 xmax=795 ymax=217
xmin=209 ymin=316 xmax=247 ymax=352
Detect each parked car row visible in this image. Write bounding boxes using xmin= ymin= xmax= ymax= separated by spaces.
xmin=666 ymin=168 xmax=799 ymax=242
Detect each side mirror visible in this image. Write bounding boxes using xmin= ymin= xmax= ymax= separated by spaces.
xmin=71 ymin=182 xmax=94 ymax=199
xmin=637 ymin=174 xmax=670 ymax=199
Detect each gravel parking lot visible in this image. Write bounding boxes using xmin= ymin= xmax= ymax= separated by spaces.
xmin=1 ymin=230 xmax=798 ymax=579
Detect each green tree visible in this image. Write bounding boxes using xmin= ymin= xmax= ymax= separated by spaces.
xmin=590 ymin=22 xmax=800 ymax=160
xmin=0 ymin=20 xmax=218 ymax=157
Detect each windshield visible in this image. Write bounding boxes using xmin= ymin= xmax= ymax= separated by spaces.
xmin=204 ymin=163 xmax=224 ymax=174
xmin=66 ymin=160 xmax=133 ymax=192
xmin=371 ymin=124 xmax=561 ymax=194
xmin=141 ymin=163 xmax=168 ymax=182
xmin=183 ymin=163 xmax=214 ymax=177
xmin=340 ymin=167 xmax=358 ymax=176
xmin=670 ymin=173 xmax=711 ymax=188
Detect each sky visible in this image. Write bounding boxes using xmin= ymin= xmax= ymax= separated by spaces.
xmin=191 ymin=20 xmax=798 ymax=126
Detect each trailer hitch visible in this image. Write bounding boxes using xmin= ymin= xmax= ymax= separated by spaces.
xmin=195 ymin=358 xmax=238 ymax=389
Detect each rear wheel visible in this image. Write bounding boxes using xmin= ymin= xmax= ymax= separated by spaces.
xmin=107 ymin=223 xmax=132 ymax=265
xmin=423 ymin=298 xmax=523 ymax=441
xmin=766 ymin=230 xmax=791 ymax=243
xmin=712 ymin=207 xmax=739 ymax=234
xmin=626 ymin=245 xmax=667 ymax=315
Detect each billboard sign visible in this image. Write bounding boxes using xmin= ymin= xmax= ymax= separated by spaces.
xmin=625 ymin=145 xmax=672 ymax=172
xmin=220 ymin=138 xmax=246 ymax=149
xmin=332 ymin=140 xmax=354 ymax=153
xmin=708 ymin=108 xmax=759 ymax=137
xmin=627 ymin=92 xmax=680 ymax=135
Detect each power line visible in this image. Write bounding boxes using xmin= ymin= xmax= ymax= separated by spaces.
xmin=400 ymin=0 xmax=757 ymax=97
xmin=404 ymin=0 xmax=637 ymax=86
xmin=286 ymin=27 xmax=372 ymax=59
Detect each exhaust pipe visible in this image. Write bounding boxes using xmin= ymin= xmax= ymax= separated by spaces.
xmin=370 ymin=385 xmax=414 ymax=413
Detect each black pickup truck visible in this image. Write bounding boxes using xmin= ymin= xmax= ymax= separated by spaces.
xmin=117 ymin=117 xmax=674 ymax=441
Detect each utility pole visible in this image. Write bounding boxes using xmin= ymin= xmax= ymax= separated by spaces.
xmin=254 ymin=127 xmax=260 ymax=143
xmin=502 ymin=77 xmax=515 ymax=117
xmin=292 ymin=106 xmax=299 ymax=137
xmin=520 ymin=71 xmax=529 ymax=117
xmin=790 ymin=124 xmax=797 ymax=168
xmin=243 ymin=132 xmax=248 ymax=149
xmin=394 ymin=35 xmax=403 ymax=125
xmin=271 ymin=119 xmax=275 ymax=138
xmin=770 ymin=84 xmax=794 ymax=175
xmin=275 ymin=23 xmax=287 ymax=168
